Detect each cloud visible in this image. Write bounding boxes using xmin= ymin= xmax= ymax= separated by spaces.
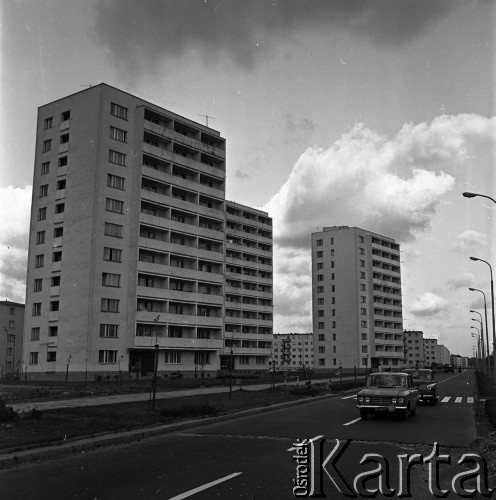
xmin=286 ymin=115 xmax=316 ymax=134
xmin=453 ymin=230 xmax=489 ymax=254
xmin=234 ymin=169 xmax=251 ymax=181
xmin=93 ymin=0 xmax=457 ymax=74
xmin=447 ymin=272 xmax=475 ymax=289
xmin=410 ymin=292 xmax=449 ymax=317
xmin=0 ymin=186 xmax=32 ymax=302
xmin=269 ymin=113 xmax=496 ymax=332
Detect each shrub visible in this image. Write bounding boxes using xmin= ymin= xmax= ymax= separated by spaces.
xmin=0 ymin=398 xmax=19 ymax=422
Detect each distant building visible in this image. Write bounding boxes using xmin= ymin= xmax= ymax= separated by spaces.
xmin=404 ymin=330 xmax=425 ymax=368
xmin=437 ymin=344 xmax=451 ymax=365
xmin=451 ymin=354 xmax=469 ymax=369
xmin=0 ymin=300 xmax=24 ymax=379
xmin=311 ymin=226 xmax=403 ymax=372
xmin=423 ymin=338 xmax=438 ymax=367
xmin=272 ymin=333 xmax=314 ymax=371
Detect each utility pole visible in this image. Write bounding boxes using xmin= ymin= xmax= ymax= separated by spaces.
xmin=199 ymin=114 xmax=215 ymax=127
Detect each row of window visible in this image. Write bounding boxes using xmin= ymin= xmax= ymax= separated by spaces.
xmin=29 ymin=349 xmax=118 ymax=365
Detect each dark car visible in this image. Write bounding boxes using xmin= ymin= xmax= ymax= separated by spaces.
xmin=356 ymin=372 xmax=419 ymax=420
xmin=404 ymin=369 xmax=437 ymax=405
xmin=443 ymin=364 xmax=454 ymax=373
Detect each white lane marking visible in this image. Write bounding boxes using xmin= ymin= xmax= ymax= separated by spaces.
xmin=287 ymin=435 xmax=324 ymax=451
xmin=341 ymin=394 xmax=357 ymax=400
xmin=441 ymin=397 xmax=451 ymax=403
xmin=343 ymin=417 xmax=362 ymax=426
xmin=467 ymin=397 xmax=474 ymax=404
xmin=455 ymin=397 xmax=463 ymax=403
xmin=168 ymin=472 xmax=243 ymax=500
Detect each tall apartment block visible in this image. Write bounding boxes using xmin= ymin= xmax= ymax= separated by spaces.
xmin=23 ymin=83 xmax=272 ymax=380
xmin=311 ymin=226 xmax=403 ymax=372
xmin=404 ymin=330 xmax=425 ymax=368
xmin=0 ymin=300 xmax=24 ymax=379
xmin=224 ymin=202 xmax=273 ymax=372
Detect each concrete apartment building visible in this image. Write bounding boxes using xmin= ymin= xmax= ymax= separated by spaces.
xmin=224 ymin=202 xmax=273 ymax=373
xmin=0 ymin=300 xmax=24 ymax=379
xmin=311 ymin=226 xmax=403 ymax=372
xmin=271 ymin=333 xmax=314 ymax=371
xmin=404 ymin=330 xmax=425 ymax=368
xmin=23 ymin=83 xmax=272 ymax=380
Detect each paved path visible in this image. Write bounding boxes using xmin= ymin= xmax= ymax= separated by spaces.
xmin=11 ymin=376 xmax=365 ymax=412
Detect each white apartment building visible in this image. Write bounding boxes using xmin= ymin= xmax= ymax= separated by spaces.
xmin=272 ymin=333 xmax=314 ymax=371
xmin=312 ymin=226 xmax=404 ymax=372
xmin=404 ymin=330 xmax=425 ymax=368
xmin=23 ymin=83 xmax=272 ymax=380
xmin=0 ymin=300 xmax=24 ymax=379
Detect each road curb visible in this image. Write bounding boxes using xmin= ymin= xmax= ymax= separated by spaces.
xmin=0 ymin=389 xmax=355 ymax=469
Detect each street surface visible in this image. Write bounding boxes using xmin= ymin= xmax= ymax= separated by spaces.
xmin=0 ymin=370 xmax=486 ymax=499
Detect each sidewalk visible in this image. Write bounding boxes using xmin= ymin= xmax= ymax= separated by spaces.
xmin=11 ymin=375 xmax=365 ymax=412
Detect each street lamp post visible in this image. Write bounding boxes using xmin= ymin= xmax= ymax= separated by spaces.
xmin=469 ymin=288 xmax=491 ymax=378
xmin=471 ymin=331 xmax=481 ymax=371
xmin=471 ymin=317 xmax=486 ymax=375
xmin=470 ymin=258 xmax=496 ymax=382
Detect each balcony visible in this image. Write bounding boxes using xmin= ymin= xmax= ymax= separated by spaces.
xmin=58 ymin=143 xmax=69 ymax=154
xmin=136 ymin=286 xmax=224 ymax=305
xmin=134 ymin=335 xmax=223 ymax=350
xmin=52 ymin=237 xmax=63 ymax=248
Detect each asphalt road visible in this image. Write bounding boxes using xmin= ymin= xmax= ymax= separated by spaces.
xmin=0 ymin=370 xmax=487 ymax=499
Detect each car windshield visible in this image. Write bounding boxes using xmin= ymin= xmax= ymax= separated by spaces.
xmin=406 ymin=370 xmax=431 ymax=381
xmin=367 ymin=374 xmax=407 ymax=388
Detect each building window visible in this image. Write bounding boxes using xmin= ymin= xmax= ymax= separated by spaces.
xmin=32 ymin=303 xmax=41 ymax=316
xmin=41 ymin=161 xmax=50 ymax=175
xmin=109 ymin=150 xmax=126 ymax=166
xmin=29 ymin=352 xmax=39 ymax=365
xmin=317 ymin=274 xmax=323 ymax=282
xmin=317 ymin=298 xmax=324 ymax=305
xmin=331 ymin=297 xmax=335 ymax=304
xmin=33 ymin=278 xmax=43 ymax=292
xmin=60 ymin=133 xmax=69 ymax=144
xmin=35 ymin=254 xmax=44 ymax=268
xmin=50 ymin=301 xmax=59 ymax=312
xmin=52 ymin=251 xmax=62 ymax=262
xmin=54 ymin=227 xmax=63 ymax=238
xmin=194 ymin=351 xmax=210 ymax=365
xmin=110 ymin=126 xmax=127 ymax=143
xmin=61 ymin=110 xmax=71 ymax=121
xmin=36 ymin=231 xmax=46 ymax=245
xmin=359 ymin=235 xmax=364 ymax=243
xmin=99 ymin=350 xmax=118 ymax=364
xmin=318 ymin=322 xmax=325 ymax=329
xmin=31 ymin=328 xmax=40 ymax=341
xmin=42 ymin=139 xmax=52 ymax=153
xmin=104 ymin=247 xmax=122 ymax=262
xmin=101 ymin=298 xmax=120 ymax=313
xmin=107 ymin=174 xmax=125 ymax=190
xmin=55 ymin=203 xmax=65 ymax=214
xmin=111 ymin=102 xmax=128 ymax=120
xmin=165 ymin=351 xmax=182 ymax=364
xmin=361 ymin=308 xmax=367 ymax=315
xmin=47 ymin=351 xmax=56 ymax=363
xmin=39 ymin=184 xmax=48 ymax=198
xmin=317 ymin=310 xmax=324 ymax=317
xmin=104 ymin=222 xmax=123 ymax=238
xmin=105 ymin=198 xmax=124 ymax=214
xmin=59 ymin=156 xmax=68 ymax=167
xmin=238 ymin=356 xmax=249 ymax=365
xmin=362 ymin=345 xmax=368 ymax=353
xmin=360 ymin=272 xmax=366 ymax=279
xmin=330 ymin=261 xmax=334 ymax=268
xmin=49 ymin=326 xmax=58 ymax=337
xmin=317 ymin=251 xmax=323 ymax=258
xmin=38 ymin=207 xmax=47 ymax=221
xmin=44 ymin=117 xmax=53 ymax=130
xmin=359 ymin=247 xmax=365 ymax=255
xmin=51 ymin=275 xmax=61 ymax=286
xmin=319 ymin=359 xmax=325 ymax=366
xmin=317 ymin=286 xmax=324 ymax=293
xmin=56 ymin=179 xmax=66 ymax=190
xmin=361 ymin=320 xmax=367 ymax=328
xmin=316 ymin=239 xmax=323 ymax=246
xmin=169 ymin=327 xmax=183 ymax=338
xmin=318 ymin=334 xmax=325 ymax=341
xmin=361 ymin=296 xmax=366 ymax=303
xmin=100 ymin=324 xmax=119 ymax=338
xmin=102 ymin=272 xmax=121 ymax=287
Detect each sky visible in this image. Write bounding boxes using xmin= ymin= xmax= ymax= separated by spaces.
xmin=1 ymin=0 xmax=495 ymax=358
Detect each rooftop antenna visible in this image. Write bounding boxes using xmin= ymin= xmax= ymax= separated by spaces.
xmin=199 ymin=114 xmax=215 ymax=127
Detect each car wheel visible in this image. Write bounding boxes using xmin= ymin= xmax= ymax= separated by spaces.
xmin=360 ymin=410 xmax=368 ymax=420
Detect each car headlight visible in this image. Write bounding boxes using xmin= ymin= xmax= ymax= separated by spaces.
xmin=365 ymin=397 xmax=371 ymax=403
xmin=391 ymin=398 xmax=397 ymax=404
xmin=397 ymin=397 xmax=405 ymax=404
xmin=358 ymin=397 xmax=364 ymax=403
xmin=426 ymin=384 xmax=435 ymax=390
